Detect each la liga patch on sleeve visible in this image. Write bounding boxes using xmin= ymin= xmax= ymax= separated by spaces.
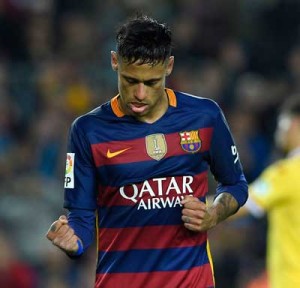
xmin=64 ymin=153 xmax=75 ymax=188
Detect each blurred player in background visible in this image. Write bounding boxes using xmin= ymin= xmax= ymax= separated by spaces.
xmin=46 ymin=15 xmax=248 ymax=288
xmin=239 ymin=95 xmax=300 ymax=288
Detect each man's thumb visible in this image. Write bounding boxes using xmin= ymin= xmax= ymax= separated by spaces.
xmin=46 ymin=215 xmax=68 ymax=240
xmin=59 ymin=215 xmax=68 ymax=223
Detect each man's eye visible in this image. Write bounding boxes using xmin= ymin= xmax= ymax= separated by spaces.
xmin=145 ymin=81 xmax=158 ymax=86
xmin=129 ymin=79 xmax=141 ymax=85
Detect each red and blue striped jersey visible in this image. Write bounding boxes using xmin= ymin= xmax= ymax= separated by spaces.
xmin=64 ymin=89 xmax=248 ymax=288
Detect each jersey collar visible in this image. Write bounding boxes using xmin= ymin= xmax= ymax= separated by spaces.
xmin=110 ymin=88 xmax=177 ymax=117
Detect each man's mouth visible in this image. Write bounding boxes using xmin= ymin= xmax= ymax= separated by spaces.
xmin=129 ymin=102 xmax=148 ymax=113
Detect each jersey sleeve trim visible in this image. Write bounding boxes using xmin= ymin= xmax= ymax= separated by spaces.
xmin=216 ymin=174 xmax=248 ymax=207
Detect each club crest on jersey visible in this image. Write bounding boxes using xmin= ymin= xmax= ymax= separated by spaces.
xmin=179 ymin=130 xmax=201 ymax=153
xmin=145 ymin=133 xmax=167 ymax=161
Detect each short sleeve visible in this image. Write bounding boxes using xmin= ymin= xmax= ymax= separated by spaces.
xmin=249 ymin=163 xmax=284 ymax=211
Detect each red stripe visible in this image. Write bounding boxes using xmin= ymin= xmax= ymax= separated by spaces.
xmin=98 ymin=225 xmax=207 ymax=251
xmin=91 ymin=128 xmax=213 ymax=167
xmin=97 ymin=171 xmax=208 ymax=207
xmin=95 ymin=264 xmax=214 ymax=288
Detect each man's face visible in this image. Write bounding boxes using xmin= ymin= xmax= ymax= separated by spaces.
xmin=111 ymin=52 xmax=174 ymax=123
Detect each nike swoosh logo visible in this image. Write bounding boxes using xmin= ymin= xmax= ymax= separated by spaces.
xmin=106 ymin=148 xmax=131 ymax=158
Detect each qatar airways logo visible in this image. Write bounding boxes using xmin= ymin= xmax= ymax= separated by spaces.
xmin=119 ymin=176 xmax=194 ymax=210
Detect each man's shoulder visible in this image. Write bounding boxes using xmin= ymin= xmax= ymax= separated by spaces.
xmin=174 ymin=90 xmax=221 ymax=115
xmin=71 ymin=101 xmax=112 ymax=130
xmin=74 ymin=102 xmax=111 ymax=125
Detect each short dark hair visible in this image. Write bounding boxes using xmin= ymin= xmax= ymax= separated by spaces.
xmin=116 ymin=15 xmax=173 ymax=65
xmin=280 ymin=95 xmax=300 ymax=117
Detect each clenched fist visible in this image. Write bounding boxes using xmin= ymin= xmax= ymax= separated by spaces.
xmin=181 ymin=196 xmax=217 ymax=232
xmin=46 ymin=215 xmax=82 ymax=255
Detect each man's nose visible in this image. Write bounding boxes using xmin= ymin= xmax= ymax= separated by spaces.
xmin=134 ymin=83 xmax=146 ymax=100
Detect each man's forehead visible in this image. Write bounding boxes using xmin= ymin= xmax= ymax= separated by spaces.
xmin=119 ymin=60 xmax=166 ymax=77
xmin=120 ymin=58 xmax=166 ymax=68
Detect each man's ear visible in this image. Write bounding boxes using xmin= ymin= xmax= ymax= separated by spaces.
xmin=111 ymin=51 xmax=118 ymax=71
xmin=166 ymin=56 xmax=174 ymax=76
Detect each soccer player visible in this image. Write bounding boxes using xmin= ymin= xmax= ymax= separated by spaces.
xmin=238 ymin=96 xmax=300 ymax=288
xmin=46 ymin=15 xmax=248 ymax=288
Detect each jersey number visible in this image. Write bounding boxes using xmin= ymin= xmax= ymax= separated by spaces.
xmin=231 ymin=145 xmax=239 ymax=164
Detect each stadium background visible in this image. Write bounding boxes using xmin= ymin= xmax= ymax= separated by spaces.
xmin=0 ymin=0 xmax=299 ymax=287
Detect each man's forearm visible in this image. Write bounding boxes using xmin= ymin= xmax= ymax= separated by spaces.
xmin=209 ymin=192 xmax=240 ymax=225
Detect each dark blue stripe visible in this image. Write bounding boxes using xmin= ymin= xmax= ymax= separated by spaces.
xmin=98 ymin=204 xmax=183 ymax=228
xmin=98 ymin=196 xmax=206 ymax=228
xmin=96 ymin=244 xmax=209 ymax=273
xmin=98 ymin=153 xmax=209 ymax=186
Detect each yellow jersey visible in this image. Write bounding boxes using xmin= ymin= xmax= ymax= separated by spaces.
xmin=248 ymin=153 xmax=300 ymax=288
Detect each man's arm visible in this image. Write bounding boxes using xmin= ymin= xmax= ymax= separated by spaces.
xmin=46 ymin=215 xmax=82 ymax=255
xmin=181 ymin=192 xmax=239 ymax=232
xmin=46 ymin=209 xmax=96 ymax=257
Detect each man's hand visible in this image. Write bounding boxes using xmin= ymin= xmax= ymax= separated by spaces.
xmin=181 ymin=193 xmax=239 ymax=232
xmin=46 ymin=215 xmax=81 ymax=255
xmin=181 ymin=196 xmax=217 ymax=232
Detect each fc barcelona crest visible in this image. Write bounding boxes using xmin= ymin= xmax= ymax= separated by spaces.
xmin=145 ymin=133 xmax=167 ymax=161
xmin=179 ymin=130 xmax=201 ymax=153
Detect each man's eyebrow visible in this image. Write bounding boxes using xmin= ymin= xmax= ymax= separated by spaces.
xmin=122 ymin=75 xmax=138 ymax=81
xmin=123 ymin=75 xmax=162 ymax=82
xmin=144 ymin=77 xmax=161 ymax=82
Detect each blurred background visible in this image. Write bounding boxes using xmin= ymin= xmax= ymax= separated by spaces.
xmin=0 ymin=0 xmax=299 ymax=287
